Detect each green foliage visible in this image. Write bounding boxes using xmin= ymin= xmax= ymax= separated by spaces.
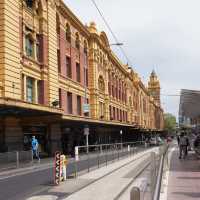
xmin=164 ymin=113 xmax=176 ymax=131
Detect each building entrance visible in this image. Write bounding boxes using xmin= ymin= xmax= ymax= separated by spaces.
xmin=23 ymin=126 xmax=48 ymax=157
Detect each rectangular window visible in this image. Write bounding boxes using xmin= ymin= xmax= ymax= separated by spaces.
xmin=37 ymin=80 xmax=41 ymax=104
xmin=66 ymin=56 xmax=71 ymax=78
xmin=113 ymin=107 xmax=116 ymax=120
xmin=76 ymin=63 xmax=81 ymax=83
xmin=25 ymin=35 xmax=34 ymax=58
xmin=26 ymin=77 xmax=34 ymax=103
xmin=117 ymin=108 xmax=119 ymax=121
xmin=120 ymin=110 xmax=122 ymax=121
xmin=109 ymin=105 xmax=112 ymax=120
xmin=108 ymin=82 xmax=111 ymax=95
xmin=112 ymin=85 xmax=114 ymax=97
xmin=84 ymin=68 xmax=88 ymax=87
xmin=67 ymin=92 xmax=72 ymax=114
xmin=77 ymin=95 xmax=81 ymax=115
xmin=57 ymin=50 xmax=61 ymax=73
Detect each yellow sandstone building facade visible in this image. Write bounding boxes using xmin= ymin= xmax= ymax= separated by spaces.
xmin=0 ymin=0 xmax=164 ymax=155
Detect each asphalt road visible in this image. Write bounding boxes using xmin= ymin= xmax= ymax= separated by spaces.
xmin=0 ymin=147 xmax=144 ymax=200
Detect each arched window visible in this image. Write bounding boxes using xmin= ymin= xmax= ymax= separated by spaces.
xmin=98 ymin=76 xmax=105 ymax=93
xmin=25 ymin=0 xmax=33 ymax=9
xmin=25 ymin=27 xmax=34 ymax=58
xmin=66 ymin=23 xmax=71 ymax=43
xmin=35 ymin=0 xmax=42 ymax=15
xmin=75 ymin=33 xmax=80 ymax=50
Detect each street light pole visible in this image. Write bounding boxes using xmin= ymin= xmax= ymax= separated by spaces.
xmin=120 ymin=130 xmax=123 ymax=149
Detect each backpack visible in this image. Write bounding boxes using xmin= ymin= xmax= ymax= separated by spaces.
xmin=179 ymin=136 xmax=187 ymax=146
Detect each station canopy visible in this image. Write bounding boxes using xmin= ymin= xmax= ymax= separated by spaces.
xmin=179 ymin=89 xmax=200 ymax=119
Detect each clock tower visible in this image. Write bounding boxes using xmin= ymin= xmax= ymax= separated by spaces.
xmin=148 ymin=70 xmax=161 ymax=106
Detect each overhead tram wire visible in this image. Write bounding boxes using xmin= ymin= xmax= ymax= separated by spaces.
xmin=161 ymin=94 xmax=180 ymax=97
xmin=90 ymin=0 xmax=133 ymax=66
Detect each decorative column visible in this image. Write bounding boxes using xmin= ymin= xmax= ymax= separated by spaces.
xmin=23 ymin=75 xmax=27 ymax=101
xmin=4 ymin=117 xmax=23 ymax=151
xmin=49 ymin=124 xmax=62 ymax=156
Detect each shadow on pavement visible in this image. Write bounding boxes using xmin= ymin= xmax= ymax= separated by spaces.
xmin=172 ymin=192 xmax=200 ymax=198
xmin=169 ymin=150 xmax=200 ymax=172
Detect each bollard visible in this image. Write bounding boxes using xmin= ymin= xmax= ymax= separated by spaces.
xmin=16 ymin=151 xmax=19 ymax=168
xmin=87 ymin=153 xmax=90 ymax=172
xmin=31 ymin=150 xmax=34 ymax=165
xmin=100 ymin=145 xmax=103 ymax=154
xmin=130 ymin=187 xmax=140 ymax=200
xmin=75 ymin=146 xmax=79 ymax=161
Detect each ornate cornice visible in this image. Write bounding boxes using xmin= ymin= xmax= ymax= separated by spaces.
xmin=57 ymin=0 xmax=90 ymax=37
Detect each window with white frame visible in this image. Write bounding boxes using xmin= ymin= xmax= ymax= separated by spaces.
xmin=26 ymin=77 xmax=34 ymax=103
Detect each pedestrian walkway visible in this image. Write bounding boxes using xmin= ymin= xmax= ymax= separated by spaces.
xmin=166 ymin=147 xmax=200 ymax=200
xmin=25 ymin=147 xmax=158 ymax=200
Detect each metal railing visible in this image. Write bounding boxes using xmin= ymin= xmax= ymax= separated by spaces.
xmin=129 ymin=143 xmax=169 ymax=200
xmin=0 ymin=150 xmax=33 ymax=171
xmin=70 ymin=141 xmax=147 ymax=177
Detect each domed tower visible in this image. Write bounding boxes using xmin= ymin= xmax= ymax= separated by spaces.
xmin=148 ymin=70 xmax=161 ymax=106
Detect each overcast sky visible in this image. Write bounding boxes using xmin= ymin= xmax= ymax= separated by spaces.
xmin=64 ymin=0 xmax=200 ymax=119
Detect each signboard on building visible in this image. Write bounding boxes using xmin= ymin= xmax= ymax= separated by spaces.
xmin=83 ymin=104 xmax=90 ymax=113
xmin=84 ymin=127 xmax=89 ymax=135
xmin=54 ymin=151 xmax=61 ymax=185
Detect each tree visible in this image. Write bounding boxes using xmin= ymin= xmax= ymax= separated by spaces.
xmin=164 ymin=113 xmax=176 ymax=132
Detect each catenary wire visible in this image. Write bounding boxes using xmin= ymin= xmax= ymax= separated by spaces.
xmin=90 ymin=0 xmax=133 ymax=66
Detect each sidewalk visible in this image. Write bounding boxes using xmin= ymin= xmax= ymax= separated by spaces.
xmin=25 ymin=147 xmax=158 ymax=200
xmin=166 ymin=147 xmax=200 ymax=200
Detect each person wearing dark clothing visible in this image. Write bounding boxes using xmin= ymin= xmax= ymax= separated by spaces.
xmin=193 ymin=134 xmax=200 ymax=157
xmin=177 ymin=135 xmax=180 ymax=146
xmin=185 ymin=137 xmax=190 ymax=156
xmin=178 ymin=133 xmax=188 ymax=159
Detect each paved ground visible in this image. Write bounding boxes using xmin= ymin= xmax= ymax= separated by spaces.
xmin=0 ymin=147 xmax=145 ymax=200
xmin=23 ymin=147 xmax=158 ymax=200
xmin=166 ymin=147 xmax=200 ymax=200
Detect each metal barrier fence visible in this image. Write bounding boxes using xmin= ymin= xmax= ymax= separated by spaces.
xmin=130 ymin=143 xmax=169 ymax=200
xmin=70 ymin=141 xmax=148 ymax=178
xmin=0 ymin=150 xmax=33 ymax=171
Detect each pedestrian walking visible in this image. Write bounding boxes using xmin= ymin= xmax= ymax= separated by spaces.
xmin=178 ymin=132 xmax=188 ymax=159
xmin=31 ymin=136 xmax=40 ymax=162
xmin=177 ymin=134 xmax=180 ymax=145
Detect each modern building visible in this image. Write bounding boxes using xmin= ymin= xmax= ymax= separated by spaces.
xmin=179 ymin=89 xmax=200 ymax=128
xmin=0 ymin=0 xmax=164 ymax=155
